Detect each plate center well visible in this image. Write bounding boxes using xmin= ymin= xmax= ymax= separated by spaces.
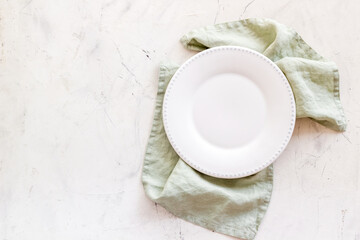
xmin=192 ymin=73 xmax=267 ymax=148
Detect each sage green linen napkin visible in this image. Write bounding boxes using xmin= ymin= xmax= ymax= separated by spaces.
xmin=181 ymin=18 xmax=346 ymax=131
xmin=142 ymin=18 xmax=346 ymax=240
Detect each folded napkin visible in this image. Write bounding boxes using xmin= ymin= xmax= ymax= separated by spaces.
xmin=142 ymin=18 xmax=346 ymax=240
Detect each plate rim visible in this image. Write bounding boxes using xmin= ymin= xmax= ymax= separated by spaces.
xmin=163 ymin=46 xmax=296 ymax=179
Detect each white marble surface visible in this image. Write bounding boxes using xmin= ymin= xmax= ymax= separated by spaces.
xmin=0 ymin=0 xmax=359 ymax=239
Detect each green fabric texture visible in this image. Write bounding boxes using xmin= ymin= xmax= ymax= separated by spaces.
xmin=142 ymin=18 xmax=346 ymax=240
xmin=181 ymin=18 xmax=346 ymax=131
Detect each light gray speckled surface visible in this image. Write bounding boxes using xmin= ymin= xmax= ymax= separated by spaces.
xmin=0 ymin=0 xmax=358 ymax=239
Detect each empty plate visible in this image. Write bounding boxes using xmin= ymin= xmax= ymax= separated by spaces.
xmin=163 ymin=46 xmax=296 ymax=178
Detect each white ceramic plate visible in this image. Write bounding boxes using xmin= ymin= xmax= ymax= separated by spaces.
xmin=163 ymin=46 xmax=296 ymax=179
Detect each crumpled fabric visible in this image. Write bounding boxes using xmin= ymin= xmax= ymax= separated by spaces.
xmin=142 ymin=18 xmax=346 ymax=240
